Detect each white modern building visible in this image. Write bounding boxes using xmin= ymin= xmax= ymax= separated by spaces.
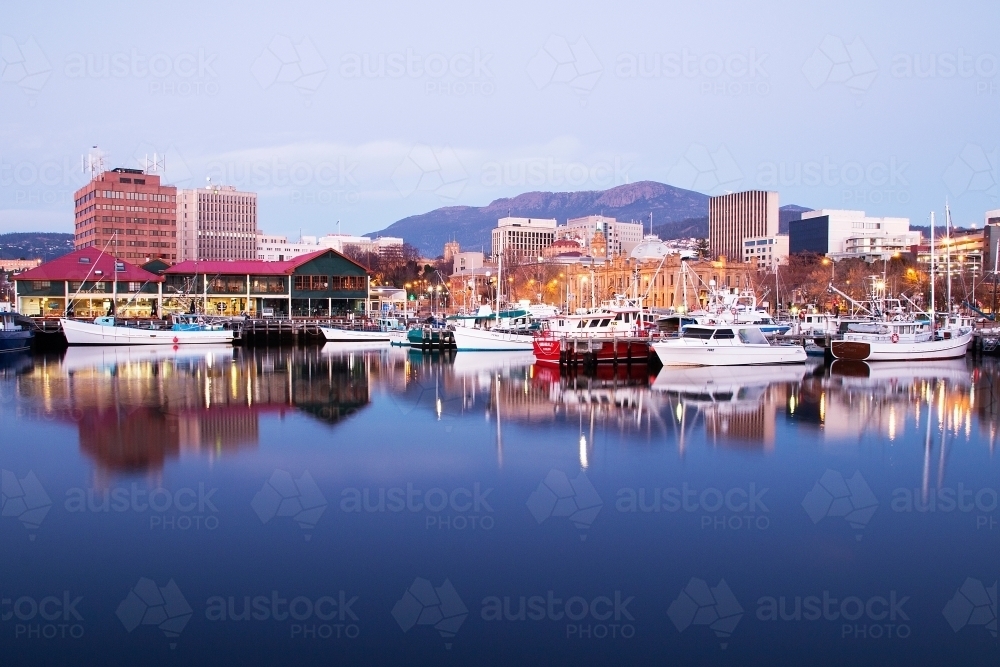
xmin=557 ymin=215 xmax=644 ymax=257
xmin=318 ymin=234 xmax=404 ymax=258
xmin=789 ymin=209 xmax=918 ymax=261
xmin=743 ymin=234 xmax=789 ymax=269
xmin=491 ymin=216 xmax=557 ymax=261
xmin=177 ymin=185 xmax=258 ymax=262
xmin=453 ymin=251 xmax=486 ymax=274
xmin=256 ymin=233 xmax=321 ymax=262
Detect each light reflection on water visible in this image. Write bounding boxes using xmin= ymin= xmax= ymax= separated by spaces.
xmin=0 ymin=344 xmax=997 ymax=665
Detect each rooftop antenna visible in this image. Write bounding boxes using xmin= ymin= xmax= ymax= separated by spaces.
xmin=205 ymin=176 xmax=212 ymax=190
xmin=81 ymin=145 xmax=105 ymax=178
xmin=144 ymin=152 xmax=165 ymax=175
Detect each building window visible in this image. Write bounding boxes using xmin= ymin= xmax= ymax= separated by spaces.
xmin=32 ymin=281 xmax=51 ymax=290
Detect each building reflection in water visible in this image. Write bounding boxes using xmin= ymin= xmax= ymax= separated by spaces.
xmin=11 ymin=345 xmax=377 ymax=480
xmin=9 ymin=344 xmax=996 ymax=483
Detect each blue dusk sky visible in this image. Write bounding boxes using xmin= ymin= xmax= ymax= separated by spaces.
xmin=1 ymin=0 xmax=998 ymax=238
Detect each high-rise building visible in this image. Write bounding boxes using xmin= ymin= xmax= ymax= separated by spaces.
xmin=490 ymin=216 xmax=557 ymax=261
xmin=708 ymin=191 xmax=779 ymax=261
xmin=73 ymin=167 xmax=178 ymax=261
xmin=177 ymin=185 xmax=257 ymax=261
xmin=557 ymin=215 xmax=644 ymax=257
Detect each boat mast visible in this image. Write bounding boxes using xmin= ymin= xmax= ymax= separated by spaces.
xmin=929 ymin=211 xmax=935 ymax=325
xmin=945 ymin=202 xmax=953 ymax=313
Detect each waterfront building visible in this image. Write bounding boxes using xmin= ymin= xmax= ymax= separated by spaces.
xmin=742 ymin=234 xmax=789 ymax=269
xmin=916 ymin=228 xmax=985 ymax=276
xmin=561 ymin=254 xmax=748 ymax=312
xmin=709 ymin=191 xmax=779 ymax=261
xmin=789 ymin=209 xmax=917 ymax=260
xmin=73 ymin=167 xmax=178 ymax=262
xmin=491 ymin=216 xmax=557 ymax=261
xmin=13 ymin=247 xmax=371 ymax=318
xmin=177 ymin=185 xmax=258 ymax=262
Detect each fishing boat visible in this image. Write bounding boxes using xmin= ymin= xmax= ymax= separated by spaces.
xmin=532 ymin=296 xmax=658 ymax=364
xmin=60 ymin=314 xmax=235 ymax=346
xmin=320 ymin=317 xmax=408 ymax=344
xmin=0 ymin=312 xmax=33 ymax=353
xmin=830 ymin=320 xmax=972 ymax=361
xmin=451 ymin=308 xmax=538 ymax=351
xmin=651 ymin=324 xmax=807 ymax=366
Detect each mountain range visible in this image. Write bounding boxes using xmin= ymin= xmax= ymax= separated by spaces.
xmin=0 ymin=232 xmax=75 ymax=262
xmin=368 ymin=181 xmax=811 ymax=256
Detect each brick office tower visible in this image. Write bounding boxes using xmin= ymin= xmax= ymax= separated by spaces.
xmin=177 ymin=185 xmax=258 ymax=261
xmin=73 ymin=167 xmax=178 ymax=262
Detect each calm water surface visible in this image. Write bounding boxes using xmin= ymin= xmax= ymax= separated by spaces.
xmin=1 ymin=345 xmax=997 ymax=666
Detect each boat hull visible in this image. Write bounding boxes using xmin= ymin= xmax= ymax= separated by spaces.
xmin=452 ymin=327 xmax=535 ymax=351
xmin=533 ymin=336 xmax=649 ymax=365
xmin=319 ymin=327 xmax=406 ymax=344
xmin=60 ymin=319 xmax=235 ymax=346
xmin=0 ymin=330 xmax=33 ymax=353
xmin=652 ymin=340 xmax=807 ymax=366
xmin=831 ymin=332 xmax=972 ymax=361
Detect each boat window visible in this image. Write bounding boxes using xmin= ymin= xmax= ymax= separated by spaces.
xmin=683 ymin=327 xmax=714 ymax=340
xmin=738 ymin=328 xmax=768 ymax=344
xmin=588 ymin=319 xmax=601 ymax=328
xmin=600 ymin=319 xmax=611 ymax=327
xmin=712 ymin=329 xmax=736 ymax=339
xmin=614 ymin=314 xmax=623 ymax=321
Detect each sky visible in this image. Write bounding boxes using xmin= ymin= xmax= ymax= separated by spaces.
xmin=1 ymin=0 xmax=999 ymax=241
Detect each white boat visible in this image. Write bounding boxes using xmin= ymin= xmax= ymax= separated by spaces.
xmin=60 ymin=315 xmax=235 ymax=346
xmin=319 ymin=317 xmax=408 ymax=345
xmin=831 ymin=320 xmax=972 ymax=362
xmin=452 ymin=325 xmax=536 ymax=351
xmin=652 ymin=324 xmax=807 ymax=366
xmin=546 ymin=296 xmax=658 ymax=338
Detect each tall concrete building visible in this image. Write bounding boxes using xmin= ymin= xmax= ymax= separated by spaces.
xmin=708 ymin=191 xmax=779 ymax=261
xmin=490 ymin=216 xmax=556 ymax=261
xmin=177 ymin=185 xmax=257 ymax=261
xmin=73 ymin=167 xmax=178 ymax=261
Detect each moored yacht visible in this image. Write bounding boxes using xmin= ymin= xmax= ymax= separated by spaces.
xmin=0 ymin=312 xmax=33 ymax=353
xmin=651 ymin=324 xmax=806 ymax=366
xmin=320 ymin=317 xmax=408 ymax=344
xmin=830 ymin=320 xmax=972 ymax=362
xmin=60 ymin=314 xmax=236 ymax=346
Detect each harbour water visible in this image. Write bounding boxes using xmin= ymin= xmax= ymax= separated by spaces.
xmin=1 ymin=345 xmax=997 ymax=665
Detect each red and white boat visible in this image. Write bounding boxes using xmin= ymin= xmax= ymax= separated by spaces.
xmin=532 ymin=297 xmax=657 ymax=365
